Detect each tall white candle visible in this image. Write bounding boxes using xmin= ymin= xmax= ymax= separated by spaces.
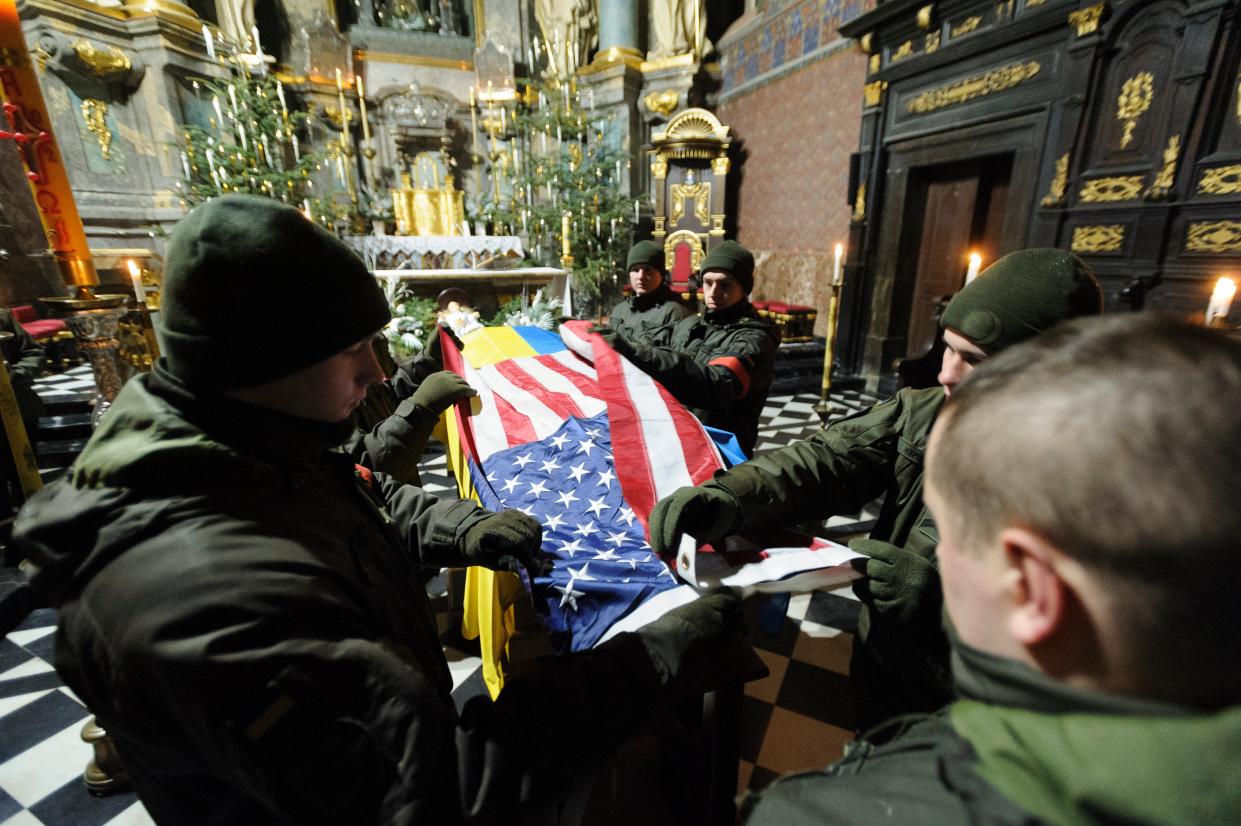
xmin=202 ymin=25 xmax=215 ymax=60
xmin=1206 ymin=276 xmax=1236 ymax=326
xmin=965 ymin=252 xmax=982 ymax=285
xmin=127 ymin=260 xmax=147 ymax=305
xmin=212 ymin=96 xmax=224 ymax=128
xmin=633 ymin=198 xmax=640 ymax=224
xmin=833 ymin=243 xmax=844 ymax=287
xmin=276 ymin=81 xmax=287 ymax=118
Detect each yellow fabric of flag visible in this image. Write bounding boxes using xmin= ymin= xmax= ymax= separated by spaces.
xmin=441 ymin=327 xmax=539 ymax=700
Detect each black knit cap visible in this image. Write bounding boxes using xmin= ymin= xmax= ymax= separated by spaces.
xmin=700 ymin=240 xmax=756 ymax=293
xmin=626 ymin=240 xmax=667 ymax=276
xmin=941 ymin=248 xmax=1103 ymax=353
xmin=158 ymin=194 xmax=391 ymax=390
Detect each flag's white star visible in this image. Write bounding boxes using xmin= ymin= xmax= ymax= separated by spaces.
xmin=622 ymin=557 xmax=640 ymax=570
xmin=606 ymin=531 xmax=629 ymax=547
xmin=549 ymin=433 xmax=570 ymax=450
xmin=556 ymin=490 xmax=579 ymax=508
xmin=555 ymin=582 xmax=585 ymax=611
xmin=527 ymin=479 xmax=549 ymax=497
xmin=596 ymin=468 xmax=615 ymax=488
xmin=539 ymin=458 xmax=561 ymax=474
xmin=558 ymin=538 xmax=584 ymax=556
xmin=518 ymin=505 xmax=536 ymax=516
xmin=593 ymin=548 xmax=620 ymax=561
xmin=618 ymin=507 xmax=636 ymax=526
xmin=567 ymin=462 xmax=589 ymax=482
xmin=576 ymin=439 xmax=596 ymax=456
xmin=658 ymin=565 xmax=675 ymax=579
xmin=586 ymin=496 xmax=608 ymax=517
xmin=544 ymin=513 xmax=565 ymax=531
xmin=567 ymin=563 xmax=597 ymax=582
xmin=513 ymin=454 xmax=533 ymax=468
xmin=574 ymin=521 xmax=599 ymax=538
xmin=501 ymin=477 xmax=521 ymax=494
xmin=585 ymin=428 xmax=602 ymax=438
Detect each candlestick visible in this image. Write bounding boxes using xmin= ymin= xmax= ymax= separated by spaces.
xmin=205 ymin=148 xmax=221 ymax=191
xmin=212 ymin=96 xmax=224 ymax=129
xmin=561 ymin=211 xmax=571 ymax=257
xmin=180 ymin=151 xmax=191 ymax=181
xmin=469 ymin=86 xmax=479 ymax=155
xmin=335 ymin=67 xmax=344 ymax=92
xmin=126 ymin=260 xmax=146 ymax=305
xmin=356 ymin=75 xmax=371 ymax=142
xmin=227 ymin=84 xmax=239 ymax=117
xmin=965 ymin=252 xmax=982 ymax=285
xmin=1206 ymin=276 xmax=1236 ymax=327
xmin=202 ymin=25 xmax=215 ymax=60
xmin=276 ymin=81 xmax=287 ymax=118
xmin=832 ymin=243 xmax=844 ymax=287
xmin=633 ymin=199 xmax=640 ymax=224
xmin=302 ymin=198 xmax=312 ymax=219
xmin=291 ymin=132 xmax=300 ymax=161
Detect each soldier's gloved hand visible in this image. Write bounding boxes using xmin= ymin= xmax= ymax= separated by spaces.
xmin=408 ymin=371 xmax=476 ymax=416
xmin=460 ymin=510 xmax=551 ymax=579
xmin=648 ymin=484 xmax=742 ymax=557
xmin=849 ymin=538 xmax=942 ymax=628
xmin=635 ymin=588 xmax=767 ymax=700
xmin=417 ymin=324 xmax=466 ymax=368
xmin=592 ymin=326 xmax=635 ymax=358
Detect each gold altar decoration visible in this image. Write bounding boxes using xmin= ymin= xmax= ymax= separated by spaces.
xmin=72 ymin=38 xmax=131 ymax=77
xmin=869 ymin=54 xmax=880 ymax=74
xmin=1185 ymin=221 xmax=1241 ymax=253
xmin=644 ymin=89 xmax=679 ymax=117
xmin=669 ymin=177 xmax=710 ymax=227
xmin=1078 ymin=175 xmax=1144 ymax=203
xmin=650 ymin=108 xmax=732 ymax=268
xmin=906 ymin=60 xmax=1040 ymax=114
xmin=1144 ymin=134 xmax=1180 ymax=199
xmin=391 ymin=171 xmax=465 ymax=236
xmin=852 ymin=181 xmax=867 ymax=221
xmin=925 ymin=31 xmax=941 ymax=53
xmin=1041 ymin=152 xmax=1070 ymax=207
xmin=892 ymin=40 xmax=914 ymax=62
xmin=917 ymin=5 xmax=935 ymax=29
xmin=952 ymin=16 xmax=982 ymax=37
xmin=1071 ymin=224 xmax=1125 ymax=253
xmin=1116 ymin=71 xmax=1153 ymax=148
xmin=1068 ymin=3 xmax=1106 ymax=37
xmin=662 ymin=229 xmax=703 ymax=272
xmin=80 ymin=98 xmax=111 ymax=160
xmin=864 ymin=80 xmax=888 ymax=108
xmin=1197 ymin=164 xmax=1241 ymax=196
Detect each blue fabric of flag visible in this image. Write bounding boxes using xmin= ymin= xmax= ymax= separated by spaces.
xmin=471 ymin=410 xmax=679 ymax=652
xmin=512 ymin=326 xmax=565 ymax=354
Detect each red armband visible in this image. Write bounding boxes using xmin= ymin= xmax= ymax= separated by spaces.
xmin=708 ymin=356 xmax=751 ymax=397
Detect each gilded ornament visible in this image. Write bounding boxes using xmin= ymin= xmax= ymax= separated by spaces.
xmin=925 ymin=32 xmax=941 ymax=54
xmin=710 ymin=214 xmax=726 ymax=235
xmin=869 ymin=54 xmax=880 ymax=74
xmin=651 ymin=158 xmax=669 ymax=179
xmin=893 ymin=41 xmax=915 ymax=62
xmin=0 ymin=45 xmax=29 ymax=69
xmin=1041 ymin=152 xmax=1070 ymax=207
xmin=952 ymin=16 xmax=981 ymax=37
xmin=1068 ymin=3 xmax=1106 ymax=37
xmin=917 ymin=5 xmax=935 ymax=29
xmin=1198 ymin=165 xmax=1241 ymax=196
xmin=1186 ymin=221 xmax=1241 ymax=253
xmin=663 ymin=230 xmax=703 ymax=270
xmin=1144 ymin=134 xmax=1180 ymax=200
xmin=858 ymin=33 xmax=874 ymax=54
xmin=906 ymin=61 xmax=1040 ymax=114
xmin=1078 ymin=176 xmax=1144 ymax=203
xmin=72 ymin=39 xmax=131 ymax=77
xmin=863 ymin=81 xmax=888 ymax=108
xmin=1116 ymin=71 xmax=1153 ymax=148
xmin=1027 ymin=0 xmax=1046 ymax=6
xmin=711 ymin=156 xmax=730 ymax=175
xmin=644 ymin=89 xmax=679 ymax=117
xmin=669 ymin=181 xmax=711 ymax=227
xmin=852 ymin=182 xmax=867 ymax=221
xmin=80 ymin=98 xmax=112 ymax=161
xmin=1071 ymin=224 xmax=1125 ymax=253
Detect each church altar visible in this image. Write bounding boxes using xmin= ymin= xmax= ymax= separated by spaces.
xmin=373 ymin=266 xmax=567 ymax=318
xmin=344 ymin=235 xmax=525 ymax=271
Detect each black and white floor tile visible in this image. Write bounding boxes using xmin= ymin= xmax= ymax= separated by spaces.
xmin=1 ymin=377 xmax=884 ymax=823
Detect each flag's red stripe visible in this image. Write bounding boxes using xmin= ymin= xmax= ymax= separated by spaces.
xmin=595 ymin=342 xmax=658 ymax=528
xmin=653 ymin=380 xmax=721 ymax=487
xmin=536 ymin=353 xmax=601 ymax=397
xmin=494 ymin=359 xmax=586 ymax=421
xmin=491 ymin=389 xmax=538 ymax=447
xmin=438 ymin=327 xmax=482 ymax=465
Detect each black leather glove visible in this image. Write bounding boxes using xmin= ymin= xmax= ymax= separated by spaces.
xmin=460 ymin=510 xmax=550 ymax=578
xmin=648 ymin=484 xmax=743 ymax=557
xmin=635 ymin=588 xmax=767 ymax=700
xmin=849 ymin=538 xmax=942 ymax=627
xmin=408 ymin=371 xmax=476 ymax=416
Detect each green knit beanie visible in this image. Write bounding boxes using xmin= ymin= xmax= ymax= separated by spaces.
xmin=626 ymin=240 xmax=666 ymax=276
xmin=941 ymin=248 xmax=1102 ymax=353
xmin=158 ymin=195 xmax=391 ymax=390
xmin=700 ymin=240 xmax=756 ymax=293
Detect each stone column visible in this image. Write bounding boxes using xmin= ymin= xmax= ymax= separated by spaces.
xmin=597 ymin=0 xmax=639 ymax=54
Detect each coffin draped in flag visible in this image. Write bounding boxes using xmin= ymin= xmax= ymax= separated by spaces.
xmin=441 ymin=320 xmax=722 ymax=655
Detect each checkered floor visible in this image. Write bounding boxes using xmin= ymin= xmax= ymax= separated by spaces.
xmin=1 ymin=378 xmax=881 ymax=824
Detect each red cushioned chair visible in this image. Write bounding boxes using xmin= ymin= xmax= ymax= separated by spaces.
xmin=10 ymin=305 xmax=66 ymax=341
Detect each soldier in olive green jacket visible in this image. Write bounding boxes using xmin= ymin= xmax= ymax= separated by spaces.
xmin=599 ymin=240 xmax=780 ymax=456
xmin=607 ymin=240 xmax=690 ymax=345
xmin=743 ymin=314 xmax=1241 ymax=825
xmin=650 ymin=249 xmax=1103 ymax=731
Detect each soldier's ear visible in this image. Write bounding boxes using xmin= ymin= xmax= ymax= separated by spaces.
xmin=999 ymin=527 xmax=1067 ymax=647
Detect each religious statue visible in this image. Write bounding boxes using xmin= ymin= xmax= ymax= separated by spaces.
xmin=534 ymin=0 xmax=598 ymax=80
xmin=649 ymin=0 xmax=709 ymax=60
xmin=215 ymin=0 xmax=256 ymax=49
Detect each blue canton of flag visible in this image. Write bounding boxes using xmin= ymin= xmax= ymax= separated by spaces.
xmin=472 ymin=411 xmax=679 ymax=652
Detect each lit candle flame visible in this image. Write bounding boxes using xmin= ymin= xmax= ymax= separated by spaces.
xmin=965 ymin=252 xmax=983 ymax=285
xmin=1206 ymin=276 xmax=1236 ymax=327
